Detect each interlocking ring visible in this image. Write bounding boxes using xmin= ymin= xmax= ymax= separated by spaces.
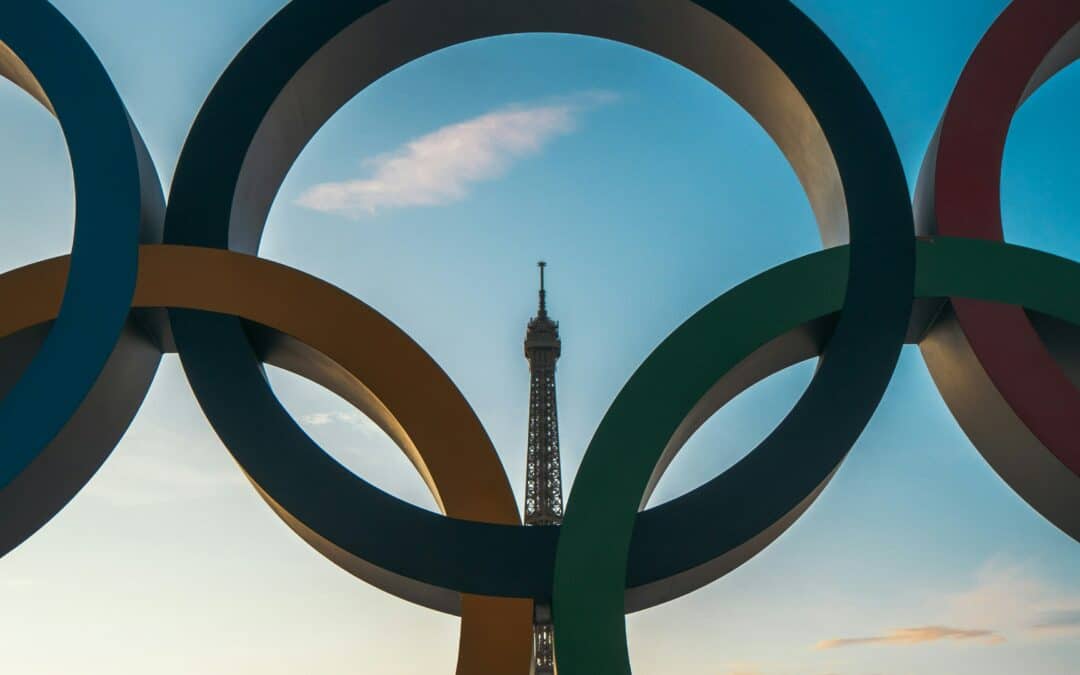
xmin=1 ymin=1 xmax=1078 ymax=674
xmin=914 ymin=0 xmax=1080 ymax=540
xmin=0 ymin=0 xmax=163 ymax=557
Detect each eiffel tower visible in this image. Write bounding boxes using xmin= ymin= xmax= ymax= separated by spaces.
xmin=523 ymin=261 xmax=564 ymax=674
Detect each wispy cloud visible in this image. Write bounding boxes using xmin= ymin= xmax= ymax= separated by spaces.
xmin=299 ymin=410 xmax=384 ymax=437
xmin=946 ymin=559 xmax=1080 ymax=640
xmin=815 ymin=626 xmax=1004 ymax=650
xmin=300 ymin=411 xmax=358 ymax=427
xmin=296 ymin=90 xmax=618 ymax=217
xmin=813 ymin=558 xmax=1080 ymax=653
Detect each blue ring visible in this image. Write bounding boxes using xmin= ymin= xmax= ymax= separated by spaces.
xmin=0 ymin=4 xmax=161 ymax=494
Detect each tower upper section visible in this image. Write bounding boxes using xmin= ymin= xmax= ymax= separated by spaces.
xmin=525 ymin=261 xmax=561 ymax=363
xmin=523 ymin=260 xmax=565 ymax=529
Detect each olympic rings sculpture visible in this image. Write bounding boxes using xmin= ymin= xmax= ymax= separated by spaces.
xmin=1 ymin=0 xmax=1078 ymax=672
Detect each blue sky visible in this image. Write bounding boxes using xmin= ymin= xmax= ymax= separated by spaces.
xmin=1 ymin=1 xmax=1078 ymax=673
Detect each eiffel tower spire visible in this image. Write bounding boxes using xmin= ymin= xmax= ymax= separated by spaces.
xmin=537 ymin=260 xmax=548 ymax=316
xmin=524 ymin=261 xmax=564 ymax=673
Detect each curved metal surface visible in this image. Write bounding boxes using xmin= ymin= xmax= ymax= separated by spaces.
xmin=1 ymin=3 xmax=1078 ymax=673
xmin=1 ymin=238 xmax=1078 ymax=670
xmin=0 ymin=0 xmax=164 ymax=556
xmin=158 ymin=3 xmax=914 ymax=672
xmin=0 ymin=246 xmax=536 ymax=674
xmin=914 ymin=0 xmax=1080 ymax=540
xmin=545 ymin=2 xmax=915 ymax=671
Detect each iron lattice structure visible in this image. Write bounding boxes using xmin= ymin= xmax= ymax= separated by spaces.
xmin=524 ymin=262 xmax=564 ymax=674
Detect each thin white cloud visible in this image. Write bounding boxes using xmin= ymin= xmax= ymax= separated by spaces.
xmin=299 ymin=410 xmax=384 ymax=437
xmin=299 ymin=411 xmax=348 ymax=426
xmin=296 ymin=90 xmax=618 ymax=217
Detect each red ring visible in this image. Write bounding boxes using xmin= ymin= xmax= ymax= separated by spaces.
xmin=926 ymin=0 xmax=1080 ymax=477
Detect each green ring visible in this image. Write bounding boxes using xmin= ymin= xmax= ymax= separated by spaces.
xmin=554 ymin=236 xmax=1080 ymax=672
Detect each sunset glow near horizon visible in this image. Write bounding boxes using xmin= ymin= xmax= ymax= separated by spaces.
xmin=0 ymin=1 xmax=1078 ymax=673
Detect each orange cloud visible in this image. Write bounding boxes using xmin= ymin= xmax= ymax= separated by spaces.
xmin=815 ymin=626 xmax=1005 ymax=649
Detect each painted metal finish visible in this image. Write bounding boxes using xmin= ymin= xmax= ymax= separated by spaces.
xmin=915 ymin=0 xmax=1080 ymax=540
xmin=2 ymin=1 xmax=1078 ymax=673
xmin=158 ymin=2 xmax=908 ymax=671
xmin=2 ymin=237 xmax=1078 ymax=670
xmin=0 ymin=0 xmax=164 ymax=557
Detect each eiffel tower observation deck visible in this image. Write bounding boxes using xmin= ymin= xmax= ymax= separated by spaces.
xmin=524 ymin=261 xmax=564 ymax=674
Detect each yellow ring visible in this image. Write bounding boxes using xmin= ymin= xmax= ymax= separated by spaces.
xmin=0 ymin=244 xmax=533 ymax=674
